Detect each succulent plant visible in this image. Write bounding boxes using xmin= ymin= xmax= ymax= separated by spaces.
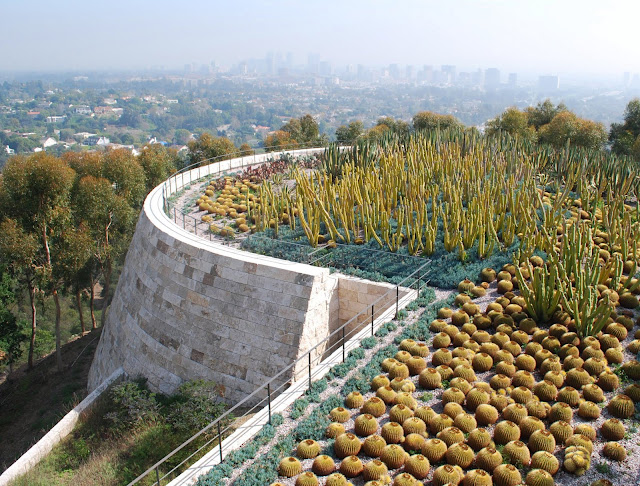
xmin=621 ymin=360 xmax=640 ymax=380
xmin=380 ymin=444 xmax=408 ymax=469
xmin=388 ymin=404 xmax=413 ymax=424
xmin=432 ymin=464 xmax=463 ymax=486
xmin=326 ymin=422 xmax=346 ymax=438
xmin=362 ymin=397 xmax=387 ymax=417
xmin=344 ymin=391 xmax=365 ymax=409
xmin=549 ymin=420 xmax=573 ymax=444
xmin=403 ymin=417 xmax=427 ymax=436
xmin=404 ymin=433 xmax=426 ymax=452
xmin=563 ymin=445 xmax=591 ymax=475
xmin=597 ymin=370 xmax=620 ymax=391
xmin=503 ymin=403 xmax=528 ymax=424
xmin=566 ymin=367 xmax=594 ymax=389
xmin=608 ymin=394 xmax=635 ymax=418
xmin=590 ymin=481 xmax=613 ymax=486
xmin=519 ymin=416 xmax=545 ymax=440
xmin=312 ymin=455 xmax=336 ymax=476
xmin=339 ymin=455 xmax=364 ymax=478
xmin=578 ymin=400 xmax=601 ymax=420
xmin=530 ymin=450 xmax=559 ymax=474
xmin=462 ymin=469 xmax=492 ymax=486
xmin=601 ymin=418 xmax=626 ymax=441
xmin=454 ymin=364 xmax=478 ymax=383
xmin=430 ymin=413 xmax=455 ymax=434
xmin=392 ymin=472 xmax=420 ymax=486
xmin=618 ymin=292 xmax=639 ymax=308
xmin=556 ymin=387 xmax=581 ymax=407
xmin=371 ymin=374 xmax=391 ymax=390
xmin=602 ymin=441 xmax=627 ymax=461
xmin=419 ymin=368 xmax=442 ymax=389
xmin=414 ymin=405 xmax=436 ymax=424
xmin=510 ymin=386 xmax=533 ymax=404
xmin=295 ymin=472 xmax=319 ymax=486
xmin=389 ymin=362 xmax=410 ymax=380
xmin=474 ymin=404 xmax=499 ymax=425
xmin=524 ymin=469 xmax=554 ymax=486
xmin=437 ymin=426 xmax=466 ymax=447
xmin=515 ymin=354 xmax=537 ymax=372
xmin=362 ymin=459 xmax=389 ymax=481
xmin=566 ymin=434 xmax=593 ymax=454
xmin=490 ymin=393 xmax=512 ymax=412
xmin=573 ymin=424 xmax=596 ymax=441
xmin=532 ymin=380 xmax=558 ymax=401
xmin=453 ymin=412 xmax=477 ymax=433
xmin=493 ymin=420 xmax=521 ymax=445
xmin=442 ymin=387 xmax=466 ymax=405
xmin=528 ymin=429 xmax=556 ymax=453
xmin=503 ymin=440 xmax=531 ymax=466
xmin=334 ymin=433 xmax=362 ymax=458
xmin=411 ymin=342 xmax=431 ymax=358
xmin=624 ymin=383 xmax=640 ymax=402
xmin=362 ymin=434 xmax=387 ymax=457
xmin=492 ymin=464 xmax=522 ymax=486
xmin=474 ymin=446 xmax=502 ymax=472
xmin=354 ymin=414 xmax=379 ymax=436
xmin=432 ymin=349 xmax=454 ymax=367
xmin=404 ymin=454 xmax=431 ymax=479
xmin=395 ymin=392 xmax=418 ymax=410
xmin=446 ymin=442 xmax=476 ymax=468
xmin=297 ymin=439 xmax=322 ymax=459
xmin=419 ymin=437 xmax=447 ymax=462
xmin=330 ymin=407 xmax=351 ymax=423
xmin=279 ymin=456 xmax=303 ymax=477
xmin=466 ymin=388 xmax=491 ymax=411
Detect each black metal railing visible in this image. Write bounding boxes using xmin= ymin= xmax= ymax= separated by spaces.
xmin=127 ymin=261 xmax=430 ymax=485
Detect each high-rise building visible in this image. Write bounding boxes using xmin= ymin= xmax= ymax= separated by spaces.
xmin=484 ymin=68 xmax=500 ymax=89
xmin=442 ymin=65 xmax=456 ymax=84
xmin=508 ymin=73 xmax=517 ymax=87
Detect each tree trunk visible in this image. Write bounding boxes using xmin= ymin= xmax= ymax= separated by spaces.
xmin=76 ymin=289 xmax=86 ymax=334
xmin=53 ymin=288 xmax=63 ymax=372
xmin=100 ymin=260 xmax=112 ymax=328
xmin=28 ymin=285 xmax=37 ymax=370
xmin=89 ymin=284 xmax=97 ymax=330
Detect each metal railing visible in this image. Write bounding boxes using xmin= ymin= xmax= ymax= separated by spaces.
xmin=127 ymin=261 xmax=430 ymax=485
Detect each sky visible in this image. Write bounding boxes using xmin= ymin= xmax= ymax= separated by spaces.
xmin=2 ymin=0 xmax=640 ymax=77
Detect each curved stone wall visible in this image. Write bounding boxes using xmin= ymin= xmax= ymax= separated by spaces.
xmin=88 ymin=151 xmax=338 ymax=403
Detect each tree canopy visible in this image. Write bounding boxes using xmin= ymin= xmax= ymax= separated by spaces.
xmin=412 ymin=111 xmax=462 ymax=132
xmin=609 ymin=98 xmax=640 ymax=160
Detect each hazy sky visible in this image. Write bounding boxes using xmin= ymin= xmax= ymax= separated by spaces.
xmin=2 ymin=0 xmax=639 ymax=76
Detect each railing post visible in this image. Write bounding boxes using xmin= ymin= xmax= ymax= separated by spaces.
xmin=308 ymin=352 xmax=312 ymax=389
xmin=395 ymin=286 xmax=399 ymax=319
xmin=218 ymin=420 xmax=223 ymax=462
xmin=267 ymin=383 xmax=272 ymax=424
xmin=342 ymin=327 xmax=345 ymax=362
xmin=155 ymin=466 xmax=160 ymax=486
xmin=371 ymin=304 xmax=374 ymax=335
xmin=173 ymin=208 xmax=176 ymax=223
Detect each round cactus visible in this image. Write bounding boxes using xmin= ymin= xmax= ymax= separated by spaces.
xmin=566 ymin=434 xmax=593 ymax=454
xmin=371 ymin=374 xmax=391 ymax=390
xmin=389 ymin=362 xmax=410 ymax=380
xmin=295 ymin=472 xmax=319 ymax=486
xmin=297 ymin=439 xmax=322 ymax=459
xmin=549 ymin=420 xmax=573 ymax=444
xmin=400 ymin=338 xmax=417 ymax=351
xmin=380 ymin=444 xmax=407 ymax=469
xmin=490 ymin=393 xmax=511 ymax=413
xmin=421 ymin=438 xmax=448 ymax=462
xmin=563 ymin=445 xmax=591 ymax=475
xmin=345 ymin=391 xmax=365 ymax=409
xmin=466 ymin=388 xmax=491 ymax=411
xmin=312 ymin=455 xmax=336 ymax=476
xmin=432 ymin=464 xmax=463 ymax=486
xmin=467 ymin=427 xmax=492 ymax=451
xmin=519 ymin=416 xmax=545 ymax=440
xmin=354 ymin=414 xmax=379 ymax=436
xmin=403 ymin=417 xmax=427 ymax=436
xmin=578 ymin=400 xmax=601 ymax=420
xmin=362 ymin=434 xmax=387 ymax=457
xmin=603 ymin=441 xmax=627 ymax=461
xmin=624 ymin=383 xmax=640 ymax=402
xmin=618 ymin=292 xmax=639 ymax=308
xmin=524 ymin=469 xmax=554 ymax=486
xmin=590 ymin=481 xmax=613 ymax=486
xmin=381 ymin=422 xmax=405 ymax=444
xmin=362 ymin=397 xmax=387 ymax=417
xmin=279 ymin=456 xmax=303 ymax=477
xmin=411 ymin=342 xmax=430 ymax=357
xmin=493 ymin=420 xmax=521 ymax=445
xmin=414 ymin=405 xmax=436 ymax=424
xmin=404 ymin=433 xmax=426 ymax=452
xmin=419 ymin=368 xmax=442 ymax=389
xmin=330 ymin=407 xmax=351 ymax=423
xmin=389 ymin=404 xmax=414 ymax=424
xmin=528 ymin=430 xmax=556 ymax=453
xmin=474 ymin=446 xmax=502 ymax=472
xmin=362 ymin=459 xmax=388 ymax=481
xmin=512 ymin=370 xmax=536 ymax=389
xmin=582 ymin=383 xmax=604 ymax=403
xmin=436 ymin=364 xmax=454 ymax=380
xmin=503 ymin=403 xmax=528 ymax=424
xmin=566 ymin=367 xmax=593 ymax=389
xmin=533 ymin=380 xmax=558 ymax=401
xmin=601 ymin=418 xmax=626 ymax=441
xmin=325 ymin=473 xmax=350 ymax=486
xmin=573 ymin=424 xmax=596 ymax=441
xmin=404 ymin=454 xmax=431 ymax=479
xmin=443 ymin=387 xmax=466 ymax=405
xmin=326 ymin=422 xmax=346 ymax=438
xmin=430 ymin=413 xmax=455 ymax=434
xmin=525 ymin=398 xmax=549 ymax=420
xmin=492 ymin=464 xmax=522 ymax=486
xmin=597 ymin=370 xmax=619 ymax=391
xmin=510 ymin=386 xmax=533 ymax=404
xmin=395 ymin=350 xmax=413 ymax=363
xmin=475 ymin=404 xmax=499 ymax=425
xmin=550 ymin=401 xmax=574 ymax=423
xmin=339 ymin=455 xmax=364 ymax=478
xmin=437 ymin=426 xmax=466 ymax=446
xmin=462 ymin=469 xmax=492 ymax=486
xmin=608 ymin=394 xmax=635 ymax=418
xmin=471 ymin=352 xmax=493 ymax=372
xmin=503 ymin=440 xmax=531 ymax=467
xmin=453 ymin=412 xmax=477 ymax=433
xmin=445 ymin=442 xmax=475 ymax=468
xmin=376 ymin=386 xmax=397 ymax=405
xmin=392 ymin=472 xmax=420 ymax=486
xmin=530 ymin=450 xmax=559 ymax=474
xmin=334 ymin=433 xmax=362 ymax=458
xmin=395 ymin=392 xmax=417 ymax=410
xmin=454 ymin=364 xmax=477 ymax=383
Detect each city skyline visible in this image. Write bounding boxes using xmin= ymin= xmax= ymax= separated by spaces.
xmin=2 ymin=0 xmax=639 ymax=78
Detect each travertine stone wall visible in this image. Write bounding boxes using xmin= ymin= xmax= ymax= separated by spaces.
xmin=88 ymin=149 xmax=404 ymax=404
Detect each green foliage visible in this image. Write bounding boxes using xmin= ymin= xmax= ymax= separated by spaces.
xmin=187 ymin=132 xmax=237 ymax=165
xmin=0 ymin=267 xmax=26 ymax=366
xmin=290 ymin=397 xmax=309 ymax=420
xmin=164 ymin=380 xmax=228 ymax=435
xmin=360 ymin=336 xmax=377 ymax=349
xmin=104 ymin=379 xmax=160 ymax=434
xmin=413 ymin=111 xmax=462 ymax=132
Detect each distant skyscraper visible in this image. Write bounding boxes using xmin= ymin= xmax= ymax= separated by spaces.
xmin=405 ymin=65 xmax=414 ymax=81
xmin=538 ymin=75 xmax=559 ymax=91
xmin=307 ymin=53 xmax=320 ymax=74
xmin=389 ymin=63 xmax=400 ymax=80
xmin=442 ymin=65 xmax=456 ymax=84
xmin=508 ymin=73 xmax=517 ymax=87
xmin=484 ymin=68 xmax=500 ymax=89
xmin=319 ymin=61 xmax=332 ymax=76
xmin=418 ymin=65 xmax=433 ymax=83
xmin=624 ymin=72 xmax=631 ymax=87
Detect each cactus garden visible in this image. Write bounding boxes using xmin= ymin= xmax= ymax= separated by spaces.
xmin=183 ymin=130 xmax=640 ymax=486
